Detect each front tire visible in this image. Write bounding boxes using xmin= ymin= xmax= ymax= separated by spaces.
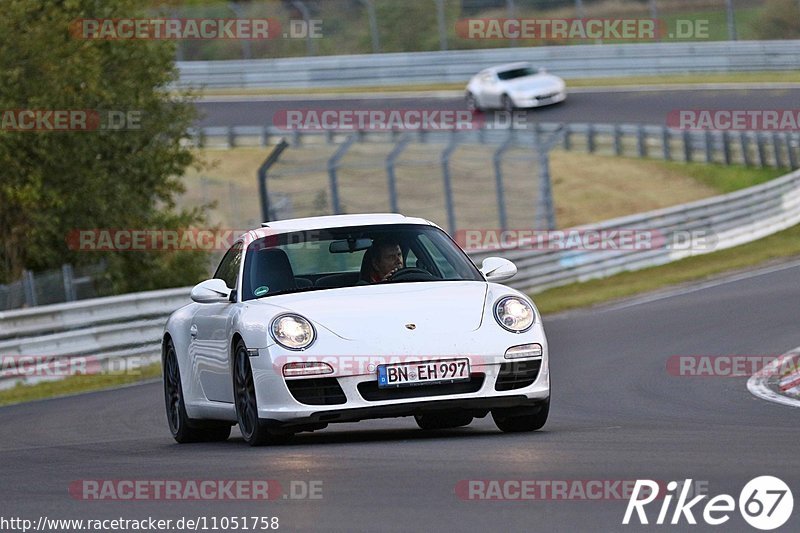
xmin=492 ymin=399 xmax=549 ymax=433
xmin=163 ymin=339 xmax=231 ymax=443
xmin=415 ymin=412 xmax=473 ymax=430
xmin=233 ymin=340 xmax=287 ymax=446
xmin=466 ymin=92 xmax=481 ymax=112
xmin=501 ymin=94 xmax=515 ymax=113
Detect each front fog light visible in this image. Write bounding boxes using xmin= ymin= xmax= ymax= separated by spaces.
xmin=505 ymin=343 xmax=543 ymax=359
xmin=283 ymin=361 xmax=333 ymax=377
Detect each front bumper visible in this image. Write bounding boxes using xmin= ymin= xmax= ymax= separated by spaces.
xmin=250 ymin=349 xmax=550 ymax=425
xmin=513 ymin=90 xmax=567 ymax=108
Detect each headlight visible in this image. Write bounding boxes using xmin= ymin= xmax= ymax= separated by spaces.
xmin=494 ymin=296 xmax=534 ymax=332
xmin=270 ymin=314 xmax=316 ymax=350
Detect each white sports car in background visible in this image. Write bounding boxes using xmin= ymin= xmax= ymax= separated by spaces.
xmin=162 ymin=214 xmax=550 ymax=446
xmin=466 ymin=62 xmax=566 ymax=111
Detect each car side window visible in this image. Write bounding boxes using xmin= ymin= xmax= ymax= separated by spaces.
xmin=214 ymin=241 xmax=243 ymax=289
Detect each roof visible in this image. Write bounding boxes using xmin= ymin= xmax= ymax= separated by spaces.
xmin=481 ymin=62 xmax=533 ymax=74
xmin=248 ymin=213 xmax=434 ymax=239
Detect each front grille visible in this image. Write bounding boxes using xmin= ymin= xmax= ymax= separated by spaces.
xmin=536 ymin=93 xmax=559 ymax=100
xmin=495 ymin=360 xmax=541 ymax=391
xmin=286 ymin=377 xmax=347 ymax=405
xmin=358 ymin=373 xmax=485 ymax=402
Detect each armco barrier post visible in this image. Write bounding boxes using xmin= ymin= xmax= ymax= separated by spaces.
xmin=723 ymin=131 xmax=733 ymax=165
xmin=773 ymin=133 xmax=784 ymax=168
xmin=637 ymin=125 xmax=646 ymax=158
xmin=787 ymin=134 xmax=798 ymax=169
xmin=62 ymin=264 xmax=76 ymax=302
xmin=613 ymin=125 xmax=623 ymax=156
xmin=704 ymin=131 xmax=714 ymax=164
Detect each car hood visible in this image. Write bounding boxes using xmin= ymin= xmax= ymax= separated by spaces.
xmin=505 ymin=74 xmax=564 ymax=93
xmin=261 ymin=281 xmax=488 ymax=341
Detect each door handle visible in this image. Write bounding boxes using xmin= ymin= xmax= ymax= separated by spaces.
xmin=190 ymin=324 xmax=198 ymax=338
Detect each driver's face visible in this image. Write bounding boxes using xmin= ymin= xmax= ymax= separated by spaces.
xmin=374 ymin=245 xmax=403 ymax=278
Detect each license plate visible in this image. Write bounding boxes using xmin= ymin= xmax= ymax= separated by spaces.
xmin=377 ymin=359 xmax=471 ymax=388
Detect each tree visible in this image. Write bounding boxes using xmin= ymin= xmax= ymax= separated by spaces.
xmin=0 ymin=0 xmax=211 ymax=293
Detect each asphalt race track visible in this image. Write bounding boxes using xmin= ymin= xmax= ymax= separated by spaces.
xmin=2 ymin=260 xmax=799 ymax=532
xmin=195 ymin=87 xmax=800 ymax=128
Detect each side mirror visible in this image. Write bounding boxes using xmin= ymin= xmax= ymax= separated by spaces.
xmin=191 ymin=279 xmax=232 ymax=303
xmin=480 ymin=257 xmax=517 ymax=282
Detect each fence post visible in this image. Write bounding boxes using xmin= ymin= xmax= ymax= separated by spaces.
xmin=725 ymin=0 xmax=738 ymax=41
xmin=258 ymin=139 xmax=290 ymax=222
xmin=506 ymin=0 xmax=517 ymax=48
xmin=327 ymin=135 xmax=357 ymax=215
xmin=755 ymin=133 xmax=767 ymax=168
xmin=493 ymin=132 xmax=514 ymax=231
xmin=385 ymin=135 xmax=410 ymax=213
xmin=723 ymin=131 xmax=732 ymax=165
xmin=440 ymin=132 xmax=459 ymax=234
xmin=772 ymin=132 xmax=784 ymax=168
xmin=290 ymin=1 xmax=317 ymax=56
xmin=682 ymin=130 xmax=692 ymax=162
xmin=704 ymin=130 xmax=713 ymax=163
xmin=613 ymin=124 xmax=623 ymax=156
xmin=587 ymin=124 xmax=596 ymax=153
xmin=648 ymin=0 xmax=660 ymax=42
xmin=534 ymin=127 xmax=563 ymax=231
xmin=435 ymin=0 xmax=447 ymax=51
xmin=740 ymin=132 xmax=752 ymax=166
xmin=637 ymin=125 xmax=647 ymax=157
xmin=787 ymin=133 xmax=798 ymax=169
xmin=563 ymin=124 xmax=571 ymax=151
xmin=662 ymin=126 xmax=671 ymax=160
xmin=364 ymin=0 xmax=381 ymax=53
xmin=227 ymin=126 xmax=236 ymax=149
xmin=22 ymin=270 xmax=37 ymax=307
xmin=62 ymin=264 xmax=76 ymax=302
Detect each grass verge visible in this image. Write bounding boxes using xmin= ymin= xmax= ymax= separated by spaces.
xmin=533 ymin=223 xmax=800 ymax=315
xmin=0 ymin=362 xmax=162 ymax=407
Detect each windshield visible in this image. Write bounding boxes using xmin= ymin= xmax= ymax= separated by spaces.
xmin=241 ymin=224 xmax=483 ymax=300
xmin=497 ymin=67 xmax=537 ymax=80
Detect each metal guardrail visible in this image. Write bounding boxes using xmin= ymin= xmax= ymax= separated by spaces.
xmin=175 ymin=41 xmax=800 ymax=90
xmin=0 ymin=288 xmax=190 ymax=390
xmin=2 ymin=158 xmax=799 ymax=390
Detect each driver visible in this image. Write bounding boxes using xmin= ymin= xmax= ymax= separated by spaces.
xmin=364 ymin=239 xmax=404 ymax=283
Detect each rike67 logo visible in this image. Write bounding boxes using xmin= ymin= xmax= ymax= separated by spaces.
xmin=623 ymin=476 xmax=793 ymax=530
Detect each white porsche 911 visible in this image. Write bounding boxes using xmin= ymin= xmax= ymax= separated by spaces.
xmin=162 ymin=214 xmax=550 ymax=445
xmin=466 ymin=62 xmax=566 ymax=112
